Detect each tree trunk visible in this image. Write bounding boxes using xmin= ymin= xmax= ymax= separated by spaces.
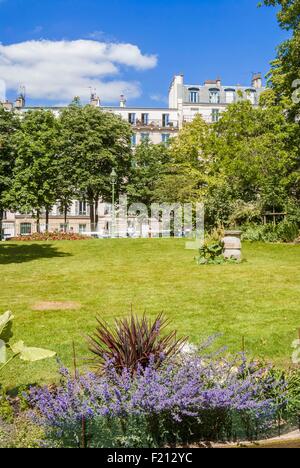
xmin=0 ymin=209 xmax=3 ymax=241
xmin=89 ymin=202 xmax=95 ymax=230
xmin=45 ymin=208 xmax=49 ymax=231
xmin=95 ymin=198 xmax=99 ymax=228
xmin=36 ymin=210 xmax=40 ymax=233
xmin=64 ymin=205 xmax=68 ymax=232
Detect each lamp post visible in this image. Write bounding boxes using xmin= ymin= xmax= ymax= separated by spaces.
xmin=110 ymin=168 xmax=117 ymax=238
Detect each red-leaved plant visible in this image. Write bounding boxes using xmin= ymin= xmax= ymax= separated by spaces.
xmin=88 ymin=313 xmax=188 ymax=374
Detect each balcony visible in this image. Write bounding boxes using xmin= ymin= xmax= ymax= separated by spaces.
xmin=131 ymin=119 xmax=179 ymax=130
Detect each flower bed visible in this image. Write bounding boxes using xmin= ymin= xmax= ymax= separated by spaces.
xmin=26 ymin=351 xmax=298 ymax=448
xmin=10 ymin=232 xmax=91 ymax=241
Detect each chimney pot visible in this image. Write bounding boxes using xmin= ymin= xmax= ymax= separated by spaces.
xmin=120 ymin=94 xmax=127 ymax=108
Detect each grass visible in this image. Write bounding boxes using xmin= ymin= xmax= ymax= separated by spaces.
xmin=0 ymin=239 xmax=300 ymax=389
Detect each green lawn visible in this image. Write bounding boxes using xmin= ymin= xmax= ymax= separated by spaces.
xmin=1 ymin=239 xmax=299 ymax=389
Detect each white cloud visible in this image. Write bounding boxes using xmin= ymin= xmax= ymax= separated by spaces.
xmin=150 ymin=93 xmax=168 ymax=104
xmin=0 ymin=39 xmax=158 ymax=103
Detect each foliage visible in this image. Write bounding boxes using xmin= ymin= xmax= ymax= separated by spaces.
xmin=154 ymin=115 xmax=212 ymax=203
xmin=196 ymin=241 xmax=224 ymax=265
xmin=204 ymin=176 xmax=236 ymax=229
xmin=10 ymin=232 xmax=91 ymax=242
xmin=58 ymin=105 xmax=133 ymax=226
xmin=88 ymin=313 xmax=187 ymax=375
xmin=262 ymin=1 xmax=300 ymax=121
xmin=0 ymin=311 xmax=56 ymax=375
xmin=127 ymin=141 xmax=170 ymax=206
xmin=209 ymin=101 xmax=297 ymax=213
xmin=0 ymin=414 xmax=45 ymax=448
xmin=242 ymin=221 xmax=299 ymax=243
xmin=0 ymin=388 xmax=13 ymax=423
xmin=0 ymin=107 xmax=19 ymax=239
xmin=228 ymin=200 xmax=262 ymax=226
xmin=8 ymin=110 xmax=60 ymax=230
xmin=27 ymin=343 xmax=291 ymax=448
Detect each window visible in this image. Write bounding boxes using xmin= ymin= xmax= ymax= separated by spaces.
xmin=131 ymin=134 xmax=137 ymax=147
xmin=141 ymin=113 xmax=149 ymax=125
xmin=189 ymin=88 xmax=199 ymax=103
xmin=79 ymin=224 xmax=87 ymax=234
xmin=209 ymin=89 xmax=220 ymax=104
xmin=141 ymin=133 xmax=150 ymax=142
xmin=162 ymin=134 xmax=170 ymax=144
xmin=212 ymin=109 xmax=220 ymax=123
xmin=225 ymin=89 xmax=235 ymax=104
xmin=79 ymin=201 xmax=87 ymax=216
xmin=128 ymin=113 xmax=136 ymax=124
xmin=20 ymin=223 xmax=31 ymax=236
xmin=162 ymin=113 xmax=170 ymax=127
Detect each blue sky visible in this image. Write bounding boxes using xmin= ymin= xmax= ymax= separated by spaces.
xmin=0 ymin=0 xmax=287 ymax=107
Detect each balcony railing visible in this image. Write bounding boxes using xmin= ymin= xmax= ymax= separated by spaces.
xmin=130 ymin=119 xmax=179 ymax=129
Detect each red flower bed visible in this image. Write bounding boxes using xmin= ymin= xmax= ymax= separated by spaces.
xmin=10 ymin=232 xmax=91 ymax=241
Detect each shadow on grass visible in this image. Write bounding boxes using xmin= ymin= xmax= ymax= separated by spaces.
xmin=0 ymin=243 xmax=72 ymax=265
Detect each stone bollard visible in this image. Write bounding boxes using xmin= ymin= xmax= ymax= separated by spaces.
xmin=222 ymin=230 xmax=242 ymax=261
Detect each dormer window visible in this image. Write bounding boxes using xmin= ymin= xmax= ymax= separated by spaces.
xmin=209 ymin=89 xmax=220 ymax=104
xmin=225 ymin=88 xmax=236 ymax=104
xmin=189 ymin=88 xmax=200 ymax=104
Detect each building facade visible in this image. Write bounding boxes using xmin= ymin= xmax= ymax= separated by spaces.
xmin=1 ymin=73 xmax=265 ymax=238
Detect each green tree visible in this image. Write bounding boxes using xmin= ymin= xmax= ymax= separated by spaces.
xmin=10 ymin=110 xmax=60 ymax=232
xmin=59 ymin=105 xmax=133 ymax=227
xmin=154 ymin=115 xmax=211 ymax=203
xmin=127 ymin=141 xmax=170 ymax=206
xmin=0 ymin=107 xmax=19 ymax=239
xmin=210 ymin=100 xmax=298 ymax=214
xmin=262 ymin=1 xmax=300 ymax=120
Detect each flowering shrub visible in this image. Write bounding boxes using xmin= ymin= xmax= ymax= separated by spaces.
xmin=11 ymin=232 xmax=90 ymax=242
xmin=27 ymin=348 xmax=289 ymax=448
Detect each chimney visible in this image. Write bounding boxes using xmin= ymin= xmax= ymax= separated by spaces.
xmin=252 ymin=73 xmax=262 ymax=89
xmin=15 ymin=94 xmax=25 ymax=109
xmin=120 ymin=94 xmax=127 ymax=108
xmin=216 ymin=77 xmax=221 ymax=87
xmin=90 ymin=92 xmax=101 ymax=107
xmin=1 ymin=100 xmax=13 ymax=111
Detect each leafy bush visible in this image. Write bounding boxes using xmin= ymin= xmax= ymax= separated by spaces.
xmin=276 ymin=221 xmax=299 ymax=243
xmin=196 ymin=241 xmax=224 ymax=265
xmin=0 ymin=311 xmax=56 ymax=376
xmin=27 ymin=344 xmax=291 ymax=448
xmin=196 ymin=240 xmax=239 ymax=265
xmin=229 ymin=200 xmax=262 ymax=226
xmin=10 ymin=232 xmax=90 ymax=242
xmin=0 ymin=390 xmax=13 ymax=423
xmin=242 ymin=221 xmax=299 ymax=243
xmin=0 ymin=415 xmax=45 ymax=448
xmin=88 ymin=313 xmax=187 ymax=375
